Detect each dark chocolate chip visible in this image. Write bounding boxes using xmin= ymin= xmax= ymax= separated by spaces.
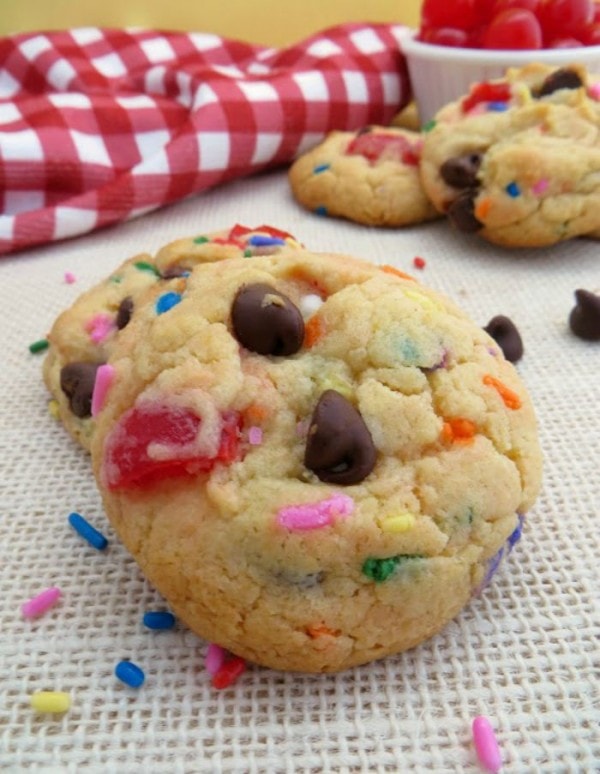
xmin=447 ymin=190 xmax=482 ymax=232
xmin=440 ymin=153 xmax=483 ymax=189
xmin=536 ymin=68 xmax=583 ymax=98
xmin=60 ymin=362 xmax=103 ymax=418
xmin=231 ymin=282 xmax=304 ymax=356
xmin=115 ymin=296 xmax=134 ymax=330
xmin=161 ymin=266 xmax=190 ymax=279
xmin=304 ymin=390 xmax=376 ymax=485
xmin=569 ymin=289 xmax=600 ymax=341
xmin=484 ymin=315 xmax=524 ymax=362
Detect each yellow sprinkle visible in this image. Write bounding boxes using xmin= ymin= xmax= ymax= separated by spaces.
xmin=47 ymin=399 xmax=60 ymax=420
xmin=403 ymin=289 xmax=441 ymax=312
xmin=379 ymin=513 xmax=416 ymax=533
xmin=30 ymin=691 xmax=71 ymax=713
xmin=317 ymin=376 xmax=353 ymax=399
xmin=285 ymin=237 xmax=303 ymax=249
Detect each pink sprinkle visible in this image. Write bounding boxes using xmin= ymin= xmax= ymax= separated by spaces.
xmin=248 ymin=426 xmax=263 ymax=445
xmin=472 ymin=716 xmax=502 ymax=773
xmin=588 ymin=82 xmax=600 ymax=100
xmin=64 ymin=272 xmax=76 ymax=284
xmin=277 ymin=493 xmax=354 ymax=531
xmin=21 ymin=587 xmax=62 ymax=619
xmin=91 ymin=364 xmax=115 ymax=417
xmin=205 ymin=643 xmax=226 ymax=675
xmin=85 ymin=313 xmax=115 ymax=344
xmin=531 ymin=178 xmax=549 ymax=196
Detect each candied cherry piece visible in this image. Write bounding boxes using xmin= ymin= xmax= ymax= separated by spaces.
xmin=105 ymin=404 xmax=240 ymax=489
xmin=421 ymin=0 xmax=480 ymax=31
xmin=483 ymin=8 xmax=542 ymax=49
xmin=346 ymin=132 xmax=419 ymax=166
xmin=461 ymin=81 xmax=512 ymax=112
xmin=539 ymin=0 xmax=593 ymax=41
xmin=419 ymin=26 xmax=469 ymax=46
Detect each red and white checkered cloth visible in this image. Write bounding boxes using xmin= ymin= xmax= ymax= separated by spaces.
xmin=0 ymin=23 xmax=411 ymax=256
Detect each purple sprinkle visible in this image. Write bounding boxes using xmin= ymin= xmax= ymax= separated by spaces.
xmin=507 ymin=513 xmax=525 ymax=551
xmin=247 ymin=235 xmax=286 ymax=247
xmin=487 ymin=101 xmax=508 ymax=111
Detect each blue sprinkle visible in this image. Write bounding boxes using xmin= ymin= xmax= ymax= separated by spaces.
xmin=487 ymin=101 xmax=508 ymax=112
xmin=115 ymin=660 xmax=145 ymax=688
xmin=313 ymin=163 xmax=331 ymax=174
xmin=315 ymin=205 xmax=328 ymax=216
xmin=246 ymin=235 xmax=286 ymax=247
xmin=507 ymin=514 xmax=525 ymax=551
xmin=505 ymin=181 xmax=521 ymax=198
xmin=155 ymin=291 xmax=182 ymax=315
xmin=143 ymin=611 xmax=176 ymax=630
xmin=68 ymin=512 xmax=108 ymax=551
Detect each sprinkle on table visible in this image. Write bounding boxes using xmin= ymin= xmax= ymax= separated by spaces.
xmin=115 ymin=660 xmax=145 ymax=688
xmin=142 ymin=611 xmax=176 ymax=630
xmin=21 ymin=586 xmax=62 ymax=619
xmin=205 ymin=643 xmax=226 ymax=676
xmin=68 ymin=512 xmax=108 ymax=551
xmin=413 ymin=256 xmax=426 ymax=270
xmin=30 ymin=691 xmax=71 ymax=714
xmin=29 ymin=338 xmax=49 ymax=354
xmin=472 ymin=715 xmax=502 ymax=773
xmin=64 ymin=271 xmax=76 ymax=284
xmin=211 ymin=656 xmax=246 ymax=689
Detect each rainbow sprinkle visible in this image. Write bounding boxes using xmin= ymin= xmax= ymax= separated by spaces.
xmin=277 ymin=493 xmax=354 ymax=531
xmin=28 ymin=338 xmax=49 ymax=354
xmin=505 ymin=182 xmax=520 ymax=198
xmin=472 ymin=716 xmax=502 ymax=773
xmin=21 ymin=587 xmax=62 ymax=619
xmin=532 ymin=178 xmax=549 ymax=196
xmin=91 ymin=363 xmax=115 ymax=417
xmin=155 ymin=292 xmax=182 ymax=315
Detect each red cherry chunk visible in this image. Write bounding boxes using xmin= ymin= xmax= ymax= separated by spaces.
xmin=346 ymin=132 xmax=419 ymax=166
xmin=104 ymin=403 xmax=241 ymax=489
xmin=461 ymin=81 xmax=512 ymax=112
xmin=539 ymin=0 xmax=594 ymax=41
xmin=421 ymin=0 xmax=480 ymax=31
xmin=419 ymin=26 xmax=469 ymax=47
xmin=482 ymin=8 xmax=542 ymax=49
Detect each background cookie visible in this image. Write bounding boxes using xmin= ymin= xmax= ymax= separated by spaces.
xmin=43 ymin=225 xmax=301 ymax=450
xmin=289 ymin=126 xmax=440 ymax=227
xmin=89 ymin=247 xmax=542 ymax=673
xmin=420 ymin=63 xmax=600 ymax=248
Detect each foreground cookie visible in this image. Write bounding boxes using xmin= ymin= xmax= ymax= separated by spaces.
xmin=420 ymin=63 xmax=600 ymax=248
xmin=289 ymin=126 xmax=440 ymax=226
xmin=43 ymin=225 xmax=301 ymax=449
xmin=89 ymin=244 xmax=542 ymax=673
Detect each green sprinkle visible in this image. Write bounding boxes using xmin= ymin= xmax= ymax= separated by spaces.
xmin=193 ymin=236 xmax=209 ymax=244
xmin=362 ymin=554 xmax=423 ymax=583
xmin=29 ymin=338 xmax=49 ymax=354
xmin=422 ymin=119 xmax=437 ymax=132
xmin=133 ymin=261 xmax=160 ymax=277
xmin=243 ymin=249 xmax=253 ymax=258
xmin=109 ymin=276 xmax=122 ymax=284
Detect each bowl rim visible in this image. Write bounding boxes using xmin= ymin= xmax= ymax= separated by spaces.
xmin=400 ymin=27 xmax=600 ymax=65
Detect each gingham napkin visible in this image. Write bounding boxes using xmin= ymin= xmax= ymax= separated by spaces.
xmin=0 ymin=23 xmax=411 ymax=255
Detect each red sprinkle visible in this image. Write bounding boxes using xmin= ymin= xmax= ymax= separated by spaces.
xmin=413 ymin=256 xmax=426 ymax=270
xmin=211 ymin=656 xmax=246 ymax=689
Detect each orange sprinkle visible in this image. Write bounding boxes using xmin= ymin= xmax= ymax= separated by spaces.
xmin=243 ymin=403 xmax=269 ymax=424
xmin=442 ymin=418 xmax=476 ymax=445
xmin=381 ymin=265 xmax=416 ymax=282
xmin=475 ymin=197 xmax=492 ymax=221
xmin=306 ymin=624 xmax=340 ymax=639
xmin=304 ymin=315 xmax=325 ymax=348
xmin=483 ymin=374 xmax=522 ymax=410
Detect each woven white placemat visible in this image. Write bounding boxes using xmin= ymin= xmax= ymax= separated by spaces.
xmin=0 ymin=170 xmax=598 ymax=773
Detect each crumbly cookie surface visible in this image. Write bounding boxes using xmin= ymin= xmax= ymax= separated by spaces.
xmin=43 ymin=225 xmax=302 ymax=449
xmin=289 ymin=126 xmax=440 ymax=226
xmin=89 ymin=246 xmax=542 ymax=673
xmin=420 ymin=63 xmax=600 ymax=248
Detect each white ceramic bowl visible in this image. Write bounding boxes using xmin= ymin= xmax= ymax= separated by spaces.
xmin=400 ymin=29 xmax=600 ymax=124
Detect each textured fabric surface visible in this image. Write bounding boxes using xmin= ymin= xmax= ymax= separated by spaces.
xmin=0 ymin=170 xmax=598 ymax=772
xmin=0 ymin=23 xmax=410 ymax=256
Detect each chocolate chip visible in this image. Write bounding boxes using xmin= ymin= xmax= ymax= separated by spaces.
xmin=569 ymin=289 xmax=600 ymax=341
xmin=60 ymin=362 xmax=102 ymax=418
xmin=447 ymin=190 xmax=482 ymax=232
xmin=440 ymin=153 xmax=483 ymax=189
xmin=161 ymin=266 xmax=190 ymax=279
xmin=356 ymin=125 xmax=373 ymax=135
xmin=484 ymin=315 xmax=524 ymax=362
xmin=115 ymin=296 xmax=133 ymax=330
xmin=304 ymin=390 xmax=376 ymax=485
xmin=231 ymin=282 xmax=304 ymax=356
xmin=536 ymin=68 xmax=583 ymax=98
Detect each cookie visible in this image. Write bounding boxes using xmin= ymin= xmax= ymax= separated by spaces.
xmin=419 ymin=63 xmax=600 ymax=248
xmin=289 ymin=126 xmax=440 ymax=227
xmin=43 ymin=225 xmax=302 ymax=450
xmin=88 ymin=242 xmax=542 ymax=673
